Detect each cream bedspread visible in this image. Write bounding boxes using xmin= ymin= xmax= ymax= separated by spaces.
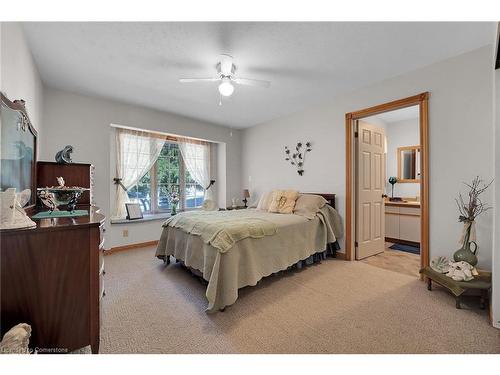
xmin=156 ymin=205 xmax=342 ymax=312
xmin=162 ymin=210 xmax=278 ymax=253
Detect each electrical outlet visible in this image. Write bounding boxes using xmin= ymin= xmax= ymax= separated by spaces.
xmin=122 ymin=229 xmax=129 ymax=238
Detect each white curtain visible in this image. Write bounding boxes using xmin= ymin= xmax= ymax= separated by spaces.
xmin=177 ymin=138 xmax=213 ymax=201
xmin=113 ymin=128 xmax=165 ymax=218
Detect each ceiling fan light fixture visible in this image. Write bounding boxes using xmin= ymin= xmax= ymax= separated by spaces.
xmin=218 ymin=79 xmax=234 ymax=97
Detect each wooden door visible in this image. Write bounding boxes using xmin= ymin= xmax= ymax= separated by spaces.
xmin=356 ymin=120 xmax=385 ymax=260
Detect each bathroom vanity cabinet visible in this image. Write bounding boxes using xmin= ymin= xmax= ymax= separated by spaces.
xmin=384 ymin=201 xmax=421 ymax=245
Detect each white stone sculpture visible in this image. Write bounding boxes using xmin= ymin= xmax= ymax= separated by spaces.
xmin=0 ymin=323 xmax=31 ymax=354
xmin=0 ymin=188 xmax=36 ymax=230
xmin=446 ymin=261 xmax=479 ymax=281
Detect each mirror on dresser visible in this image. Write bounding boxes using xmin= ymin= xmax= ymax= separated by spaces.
xmin=0 ymin=92 xmax=38 ymax=209
xmin=397 ymin=145 xmax=420 ymax=183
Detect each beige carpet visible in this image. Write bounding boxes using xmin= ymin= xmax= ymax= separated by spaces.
xmin=100 ymin=246 xmax=500 ymax=354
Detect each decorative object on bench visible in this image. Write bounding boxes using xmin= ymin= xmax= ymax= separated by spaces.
xmin=430 ymin=256 xmax=451 ymax=274
xmin=0 ymin=323 xmax=31 ymax=354
xmin=0 ymin=188 xmax=36 ymax=230
xmin=37 ymin=177 xmax=89 ymax=213
xmin=429 ymin=256 xmax=479 ymax=281
xmin=125 ymin=202 xmax=143 ymax=220
xmin=420 ymin=266 xmax=491 ymax=309
xmin=446 ymin=261 xmax=478 ymax=282
xmin=284 ymin=141 xmax=312 ymax=176
xmin=453 ymin=176 xmax=493 ymax=266
xmin=55 ymin=145 xmax=74 ymax=164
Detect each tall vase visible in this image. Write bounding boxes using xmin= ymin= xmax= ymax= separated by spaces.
xmin=453 ymin=222 xmax=478 ymax=266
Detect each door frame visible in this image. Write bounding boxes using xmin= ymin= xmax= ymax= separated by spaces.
xmin=345 ymin=92 xmax=429 ymax=271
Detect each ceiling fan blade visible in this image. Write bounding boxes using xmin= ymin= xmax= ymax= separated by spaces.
xmin=234 ymin=78 xmax=271 ymax=88
xmin=179 ymin=78 xmax=219 ymax=83
xmin=219 ymin=54 xmax=234 ymax=76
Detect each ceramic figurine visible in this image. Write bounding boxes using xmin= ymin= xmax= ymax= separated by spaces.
xmin=38 ymin=189 xmax=59 ymax=212
xmin=0 ymin=188 xmax=16 ymax=226
xmin=0 ymin=188 xmax=36 ymax=230
xmin=55 ymin=145 xmax=74 ymax=164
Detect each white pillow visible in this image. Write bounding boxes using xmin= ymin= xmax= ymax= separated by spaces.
xmin=256 ymin=191 xmax=273 ymax=210
xmin=293 ymin=194 xmax=327 ymax=219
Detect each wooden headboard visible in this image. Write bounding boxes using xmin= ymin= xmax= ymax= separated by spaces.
xmin=303 ymin=193 xmax=336 ymax=209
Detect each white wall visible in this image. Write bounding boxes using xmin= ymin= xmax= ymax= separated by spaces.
xmin=385 ymin=118 xmax=420 ymax=198
xmin=40 ymin=87 xmax=242 ymax=249
xmin=493 ymin=68 xmax=500 ymax=328
xmin=1 ymin=22 xmax=44 ymax=152
xmin=242 ymin=46 xmax=495 ymax=269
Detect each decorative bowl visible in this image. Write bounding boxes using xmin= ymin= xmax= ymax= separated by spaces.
xmin=37 ymin=187 xmax=89 ymax=212
xmin=430 ymin=256 xmax=450 ymax=274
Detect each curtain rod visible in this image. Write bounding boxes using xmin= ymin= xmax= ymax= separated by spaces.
xmin=110 ymin=123 xmax=216 ymax=144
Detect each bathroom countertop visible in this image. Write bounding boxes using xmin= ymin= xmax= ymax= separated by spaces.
xmin=384 ymin=200 xmax=421 ymax=208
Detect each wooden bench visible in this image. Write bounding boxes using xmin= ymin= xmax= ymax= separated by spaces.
xmin=420 ymin=266 xmax=491 ymax=309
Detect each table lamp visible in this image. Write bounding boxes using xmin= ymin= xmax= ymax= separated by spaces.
xmin=242 ymin=189 xmax=250 ymax=208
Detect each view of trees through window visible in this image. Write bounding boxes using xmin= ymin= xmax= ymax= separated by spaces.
xmin=127 ymin=142 xmax=205 ymax=213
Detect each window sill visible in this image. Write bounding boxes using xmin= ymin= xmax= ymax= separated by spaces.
xmin=110 ymin=213 xmax=172 ymax=225
xmin=110 ymin=208 xmax=202 ymax=225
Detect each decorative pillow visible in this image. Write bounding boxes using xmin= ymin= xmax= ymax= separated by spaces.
xmin=256 ymin=191 xmax=273 ymax=210
xmin=268 ymin=190 xmax=299 ymax=214
xmin=293 ymin=194 xmax=327 ymax=219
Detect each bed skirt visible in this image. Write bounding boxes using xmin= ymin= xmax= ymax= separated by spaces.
xmin=157 ymin=240 xmax=340 ymax=285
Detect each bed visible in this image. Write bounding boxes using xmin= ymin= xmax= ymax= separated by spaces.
xmin=155 ymin=193 xmax=342 ymax=312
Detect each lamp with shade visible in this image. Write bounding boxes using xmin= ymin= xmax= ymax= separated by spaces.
xmin=242 ymin=189 xmax=250 ymax=208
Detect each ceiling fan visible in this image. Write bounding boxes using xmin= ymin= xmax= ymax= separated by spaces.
xmin=179 ymin=54 xmax=271 ymax=103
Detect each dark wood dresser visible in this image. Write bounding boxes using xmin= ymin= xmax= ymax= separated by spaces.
xmin=0 ymin=162 xmax=105 ymax=354
xmin=0 ymin=206 xmax=105 ymax=354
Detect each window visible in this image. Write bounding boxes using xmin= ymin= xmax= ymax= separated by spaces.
xmin=126 ymin=141 xmax=206 ymax=214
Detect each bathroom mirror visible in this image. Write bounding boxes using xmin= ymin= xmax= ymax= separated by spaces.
xmin=397 ymin=145 xmax=420 ymax=183
xmin=1 ymin=92 xmax=38 ymax=208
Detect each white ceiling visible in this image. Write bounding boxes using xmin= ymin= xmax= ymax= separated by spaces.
xmin=22 ymin=22 xmax=494 ymax=128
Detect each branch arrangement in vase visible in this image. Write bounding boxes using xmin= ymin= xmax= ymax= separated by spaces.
xmin=284 ymin=141 xmax=312 ymax=176
xmin=453 ymin=176 xmax=493 ymax=266
xmin=455 ymin=176 xmax=493 ymax=224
